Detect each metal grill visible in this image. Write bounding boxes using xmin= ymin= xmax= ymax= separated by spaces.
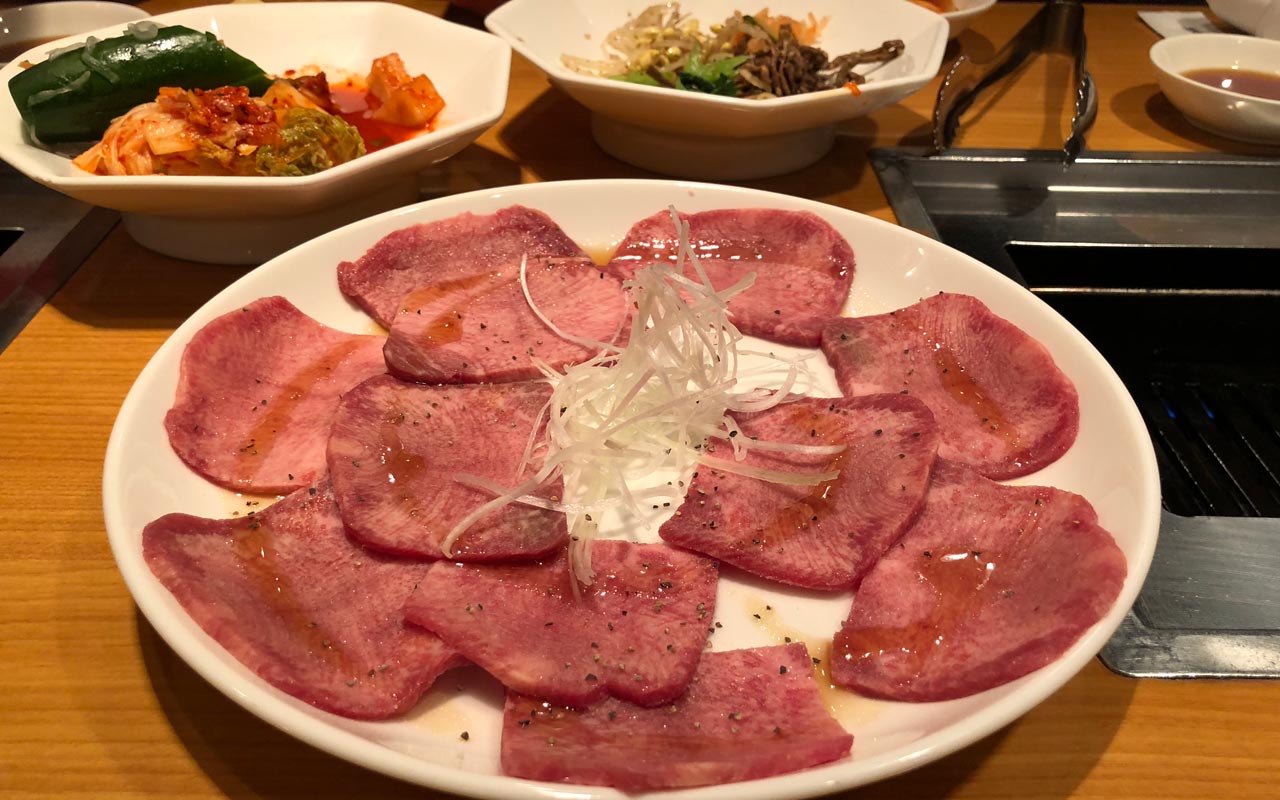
xmin=1010 ymin=242 xmax=1280 ymax=520
xmin=871 ymin=149 xmax=1280 ymax=677
xmin=1144 ymin=380 xmax=1280 ymax=518
xmin=0 ymin=163 xmax=117 ymax=352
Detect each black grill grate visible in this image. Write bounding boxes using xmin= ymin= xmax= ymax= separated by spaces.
xmin=1007 ymin=242 xmax=1280 ymax=521
xmin=1141 ymin=381 xmax=1280 ymax=517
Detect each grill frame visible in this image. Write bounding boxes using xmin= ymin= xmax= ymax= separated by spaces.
xmin=0 ymin=162 xmax=117 ymax=353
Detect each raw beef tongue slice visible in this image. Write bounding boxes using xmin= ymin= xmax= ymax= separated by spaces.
xmin=327 ymin=376 xmax=568 ymax=560
xmin=831 ymin=459 xmax=1127 ymax=702
xmin=821 ymin=292 xmax=1080 ymax=480
xmin=143 ymin=480 xmax=463 ymax=720
xmin=164 ymin=295 xmax=387 ymax=494
xmin=500 ymin=643 xmax=853 ymax=792
xmin=659 ymin=395 xmax=939 ymax=591
xmin=337 ymin=205 xmax=592 ymax=327
xmin=607 ymin=207 xmax=855 ymax=346
xmin=403 ymin=540 xmax=717 ymax=708
xmin=383 ymin=255 xmax=628 ymax=384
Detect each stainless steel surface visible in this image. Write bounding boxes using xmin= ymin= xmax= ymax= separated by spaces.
xmin=1138 ymin=513 xmax=1280 ymax=632
xmin=870 ymin=147 xmax=1280 ymax=678
xmin=1063 ymin=71 xmax=1095 ymax=165
xmin=0 ymin=164 xmax=117 ymax=350
xmin=1103 ymin=513 xmax=1280 ymax=677
xmin=872 ymin=149 xmax=1280 ymax=275
xmin=932 ymin=0 xmax=1097 ymax=164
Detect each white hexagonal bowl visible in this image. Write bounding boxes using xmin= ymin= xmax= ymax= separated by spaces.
xmin=942 ymin=0 xmax=997 ymax=40
xmin=0 ymin=2 xmax=511 ymax=263
xmin=486 ymin=0 xmax=947 ymax=179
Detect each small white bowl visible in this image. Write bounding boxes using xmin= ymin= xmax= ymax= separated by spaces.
xmin=942 ymin=0 xmax=997 ymax=40
xmin=0 ymin=2 xmax=511 ymax=264
xmin=1150 ymin=33 xmax=1280 ymax=145
xmin=486 ymin=0 xmax=948 ymax=180
xmin=0 ymin=2 xmax=147 ymax=64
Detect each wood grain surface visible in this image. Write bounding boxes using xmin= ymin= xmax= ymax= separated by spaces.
xmin=2 ymin=2 xmax=1277 ymax=799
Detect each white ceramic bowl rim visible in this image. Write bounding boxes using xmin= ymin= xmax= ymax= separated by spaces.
xmin=0 ymin=1 xmax=146 ymax=25
xmin=487 ymin=0 xmax=947 ymax=107
xmin=1150 ymin=33 xmax=1280 ymax=108
xmin=942 ymin=0 xmax=997 ymax=22
xmin=0 ymin=2 xmax=149 ymax=64
xmin=1206 ymin=0 xmax=1274 ymax=35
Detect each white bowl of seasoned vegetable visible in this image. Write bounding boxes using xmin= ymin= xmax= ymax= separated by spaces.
xmin=0 ymin=3 xmax=510 ymax=264
xmin=486 ymin=0 xmax=947 ymax=179
xmin=936 ymin=0 xmax=998 ymax=40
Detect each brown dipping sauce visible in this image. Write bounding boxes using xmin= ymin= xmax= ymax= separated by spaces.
xmin=1182 ymin=68 xmax=1280 ymax=101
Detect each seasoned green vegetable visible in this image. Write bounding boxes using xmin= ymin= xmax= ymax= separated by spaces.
xmin=8 ymin=24 xmax=271 ymax=143
xmin=676 ymin=50 xmax=748 ymax=96
xmin=616 ymin=71 xmax=661 ymax=87
xmin=254 ymin=108 xmax=366 ymax=177
xmin=614 ymin=48 xmax=748 ymax=97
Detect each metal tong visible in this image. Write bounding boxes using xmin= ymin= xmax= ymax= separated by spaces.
xmin=932 ymin=0 xmax=1098 ymax=164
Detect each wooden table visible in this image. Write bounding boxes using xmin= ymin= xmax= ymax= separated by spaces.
xmin=2 ymin=2 xmax=1277 ymax=798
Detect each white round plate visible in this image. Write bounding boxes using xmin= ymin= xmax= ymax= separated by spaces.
xmin=104 ymin=179 xmax=1160 ymax=800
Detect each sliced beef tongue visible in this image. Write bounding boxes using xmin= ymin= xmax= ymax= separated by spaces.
xmin=337 ymin=205 xmax=592 ymax=327
xmin=500 ymin=643 xmax=853 ymax=792
xmin=143 ymin=480 xmax=463 ymax=720
xmin=659 ymin=395 xmax=938 ymax=591
xmin=383 ymin=255 xmax=627 ymax=384
xmin=821 ymin=292 xmax=1079 ymax=480
xmin=831 ymin=459 xmax=1127 ymax=702
xmin=164 ymin=296 xmax=387 ymax=494
xmin=327 ymin=376 xmax=567 ymax=560
xmin=403 ymin=540 xmax=718 ymax=708
xmin=607 ymin=208 xmax=855 ymax=346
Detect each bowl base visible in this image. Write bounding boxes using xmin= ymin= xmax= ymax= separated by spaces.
xmin=1183 ymin=114 xmax=1280 ymax=146
xmin=590 ymin=114 xmax=835 ymax=180
xmin=121 ymin=177 xmax=421 ymax=265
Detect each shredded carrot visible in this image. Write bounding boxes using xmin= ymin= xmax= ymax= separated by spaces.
xmin=805 ymin=12 xmax=830 ymax=43
xmin=751 ymin=7 xmax=829 ymax=45
xmin=843 ymin=81 xmax=862 ymax=96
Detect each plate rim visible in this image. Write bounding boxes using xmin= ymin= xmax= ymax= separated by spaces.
xmin=103 ymin=177 xmax=1161 ymax=800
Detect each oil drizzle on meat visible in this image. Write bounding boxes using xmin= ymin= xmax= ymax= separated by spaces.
xmin=932 ymin=342 xmax=1024 ymax=457
xmin=398 ymin=273 xmax=496 ymax=347
xmin=228 ymin=517 xmax=360 ymax=675
xmin=236 ymin=338 xmax=365 ymax=482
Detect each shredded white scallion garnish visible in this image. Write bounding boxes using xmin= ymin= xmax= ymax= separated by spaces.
xmin=518 ymin=254 xmax=622 ymax=352
xmin=79 ymin=37 xmax=121 ymax=84
xmin=40 ymin=23 xmax=160 ymax=65
xmin=125 ymin=21 xmax=161 ymax=41
xmin=26 ymin=71 xmax=92 ymax=108
xmin=443 ymin=207 xmax=843 ymax=585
